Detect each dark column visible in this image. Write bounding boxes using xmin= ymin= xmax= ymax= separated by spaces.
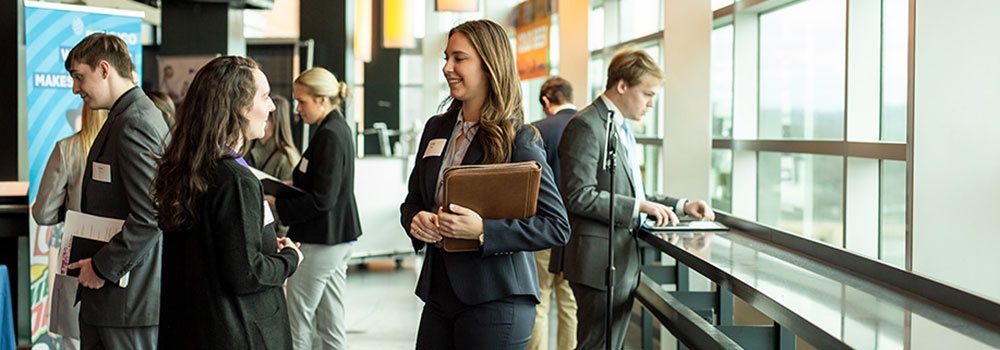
xmin=160 ymin=2 xmax=246 ymax=56
xmin=300 ymin=0 xmax=347 ymax=79
xmin=141 ymin=44 xmax=161 ymax=90
xmin=363 ymin=0 xmax=400 ymax=155
xmin=1 ymin=0 xmax=25 ymax=180
xmin=0 ymin=3 xmax=30 ymax=344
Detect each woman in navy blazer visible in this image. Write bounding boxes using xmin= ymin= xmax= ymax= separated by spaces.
xmin=399 ymin=19 xmax=571 ymax=350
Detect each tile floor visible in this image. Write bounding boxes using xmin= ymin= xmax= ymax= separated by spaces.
xmin=334 ymin=256 xmax=654 ymax=350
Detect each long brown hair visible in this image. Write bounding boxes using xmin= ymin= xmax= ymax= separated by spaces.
xmin=268 ymin=95 xmax=300 ymax=163
xmin=145 ymin=90 xmax=176 ymax=128
xmin=441 ymin=19 xmax=525 ymax=164
xmin=152 ymin=56 xmax=260 ymax=231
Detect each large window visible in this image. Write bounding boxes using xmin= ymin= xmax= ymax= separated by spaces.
xmin=758 ymin=152 xmax=844 ymax=245
xmin=711 ymin=25 xmax=734 ymax=138
xmin=881 ymin=0 xmax=907 ymax=142
xmin=710 ymin=0 xmax=909 ymax=267
xmin=639 ymin=144 xmax=662 ymax=194
xmin=758 ymin=0 xmax=846 ymax=140
xmin=711 ymin=149 xmax=732 ymax=212
xmin=399 ymin=53 xmax=424 ymax=142
xmin=880 ymin=160 xmax=906 ymax=266
xmin=710 ymin=24 xmax=734 ymax=213
xmin=619 ymin=0 xmax=662 ymax=42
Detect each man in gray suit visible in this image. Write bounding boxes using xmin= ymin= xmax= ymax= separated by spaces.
xmin=558 ymin=49 xmax=715 ymax=350
xmin=64 ymin=33 xmax=169 ymax=350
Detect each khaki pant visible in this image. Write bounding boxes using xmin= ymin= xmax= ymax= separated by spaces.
xmin=286 ymin=242 xmax=352 ymax=350
xmin=527 ymin=249 xmax=578 ymax=350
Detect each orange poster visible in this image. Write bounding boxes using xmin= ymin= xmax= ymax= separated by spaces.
xmin=516 ymin=18 xmax=550 ymax=80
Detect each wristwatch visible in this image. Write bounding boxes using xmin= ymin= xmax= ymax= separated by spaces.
xmin=478 ymin=232 xmax=485 ymax=246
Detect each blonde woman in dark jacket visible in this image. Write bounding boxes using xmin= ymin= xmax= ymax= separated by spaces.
xmin=270 ymin=67 xmax=362 ymax=350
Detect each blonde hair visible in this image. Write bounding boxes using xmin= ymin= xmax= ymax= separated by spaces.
xmin=441 ymin=19 xmax=525 ymax=164
xmin=605 ymin=49 xmax=664 ymax=90
xmin=66 ymin=103 xmax=109 ymax=171
xmin=294 ymin=67 xmax=350 ymax=110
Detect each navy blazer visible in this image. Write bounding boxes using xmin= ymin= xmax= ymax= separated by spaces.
xmin=399 ymin=109 xmax=571 ymax=305
xmin=532 ymin=108 xmax=576 ymax=184
xmin=276 ymin=111 xmax=362 ymax=245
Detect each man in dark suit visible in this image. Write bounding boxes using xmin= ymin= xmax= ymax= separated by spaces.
xmin=529 ymin=76 xmax=579 ymax=350
xmin=558 ymin=50 xmax=715 ymax=350
xmin=64 ymin=33 xmax=169 ymax=350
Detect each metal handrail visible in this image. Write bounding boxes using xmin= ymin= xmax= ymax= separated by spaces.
xmin=638 ymin=229 xmax=852 ymax=350
xmin=0 ymin=204 xmax=27 ymax=214
xmin=712 ymin=211 xmax=1000 ymax=329
xmin=638 ymin=210 xmax=1000 ymax=348
xmin=636 ymin=273 xmax=744 ymax=350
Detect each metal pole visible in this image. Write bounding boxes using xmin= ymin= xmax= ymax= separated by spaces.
xmin=605 ymin=110 xmax=618 ymax=350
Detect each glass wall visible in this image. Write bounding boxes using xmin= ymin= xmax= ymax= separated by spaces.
xmin=709 ymin=0 xmax=909 ymax=267
xmin=758 ymin=0 xmax=846 ymax=140
xmin=399 ymin=53 xmax=424 ymax=139
xmin=880 ymin=160 xmax=906 ymax=266
xmin=758 ymin=152 xmax=844 ymax=245
xmin=711 ymin=149 xmax=732 ymax=212
xmin=881 ymin=0 xmax=908 ymax=142
xmin=711 ymin=25 xmax=733 ymax=139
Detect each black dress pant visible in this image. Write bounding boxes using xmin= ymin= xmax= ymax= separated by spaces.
xmin=79 ymin=321 xmax=157 ymax=350
xmin=415 ymin=252 xmax=536 ymax=350
xmin=569 ymin=277 xmax=639 ymax=350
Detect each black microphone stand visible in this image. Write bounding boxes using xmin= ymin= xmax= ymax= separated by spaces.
xmin=602 ymin=110 xmax=618 ymax=350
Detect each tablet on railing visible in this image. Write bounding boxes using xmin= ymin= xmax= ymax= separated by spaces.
xmin=642 ymin=216 xmax=728 ymax=232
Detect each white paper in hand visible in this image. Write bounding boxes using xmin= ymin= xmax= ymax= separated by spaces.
xmin=64 ymin=210 xmax=130 ymax=288
xmin=263 ymin=200 xmax=275 ymax=226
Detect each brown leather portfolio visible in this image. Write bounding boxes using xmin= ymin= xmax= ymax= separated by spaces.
xmin=440 ymin=161 xmax=542 ymax=252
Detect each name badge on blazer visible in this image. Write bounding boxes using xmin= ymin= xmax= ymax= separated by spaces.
xmin=92 ymin=162 xmax=111 ymax=183
xmin=298 ymin=158 xmax=309 ymax=173
xmin=263 ymin=200 xmax=275 ymax=226
xmin=424 ymin=139 xmax=447 ymax=158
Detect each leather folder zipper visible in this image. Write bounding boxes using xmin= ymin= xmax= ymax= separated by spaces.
xmin=443 ymin=162 xmax=541 ymax=175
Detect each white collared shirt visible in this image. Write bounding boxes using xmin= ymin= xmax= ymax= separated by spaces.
xmin=434 ymin=110 xmax=480 ymax=207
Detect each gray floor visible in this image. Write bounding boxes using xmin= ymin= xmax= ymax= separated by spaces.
xmin=337 ymin=256 xmax=650 ymax=350
xmin=342 ymin=258 xmax=423 ymax=350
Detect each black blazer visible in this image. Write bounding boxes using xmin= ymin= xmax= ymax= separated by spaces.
xmin=399 ymin=109 xmax=571 ymax=305
xmin=276 ymin=111 xmax=362 ymax=245
xmin=159 ymin=159 xmax=299 ymax=350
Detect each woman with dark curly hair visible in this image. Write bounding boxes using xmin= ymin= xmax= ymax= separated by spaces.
xmin=153 ymin=56 xmax=303 ymax=350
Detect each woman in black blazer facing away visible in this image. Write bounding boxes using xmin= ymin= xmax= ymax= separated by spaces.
xmin=270 ymin=67 xmax=362 ymax=350
xmin=400 ymin=19 xmax=571 ymax=349
xmin=154 ymin=56 xmax=304 ymax=349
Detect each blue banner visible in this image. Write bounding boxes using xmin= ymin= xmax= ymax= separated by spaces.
xmin=24 ymin=2 xmax=143 ymax=346
xmin=26 ymin=2 xmax=143 ymax=202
